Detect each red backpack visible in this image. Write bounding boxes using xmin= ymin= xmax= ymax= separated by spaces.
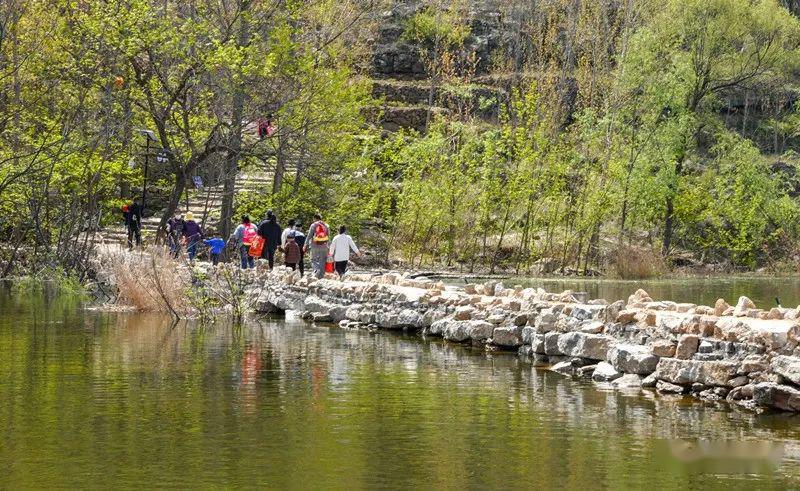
xmin=242 ymin=223 xmax=258 ymax=245
xmin=313 ymin=222 xmax=329 ymax=243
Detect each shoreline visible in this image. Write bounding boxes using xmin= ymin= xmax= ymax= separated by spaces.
xmin=422 ymin=271 xmax=800 ymax=284
xmin=9 ymin=262 xmax=800 ymax=413
xmin=254 ymin=268 xmax=800 ymax=413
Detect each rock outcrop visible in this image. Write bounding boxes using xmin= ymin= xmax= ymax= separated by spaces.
xmin=254 ymin=268 xmax=800 ymax=412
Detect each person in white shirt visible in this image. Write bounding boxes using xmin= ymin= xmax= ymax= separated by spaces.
xmin=329 ymin=225 xmax=360 ymax=278
xmin=280 ymin=218 xmax=296 ymax=248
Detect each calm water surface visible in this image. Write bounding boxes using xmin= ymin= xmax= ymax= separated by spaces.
xmin=2 ymin=289 xmax=800 ymax=488
xmin=492 ymin=276 xmax=800 ymax=309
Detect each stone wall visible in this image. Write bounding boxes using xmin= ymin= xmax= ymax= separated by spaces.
xmin=255 ymin=268 xmax=800 ymax=412
xmin=372 ymin=0 xmax=506 ymax=79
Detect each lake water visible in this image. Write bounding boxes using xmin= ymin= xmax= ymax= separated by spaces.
xmin=2 ymin=287 xmax=800 ymax=488
xmin=452 ymin=276 xmax=800 ymax=310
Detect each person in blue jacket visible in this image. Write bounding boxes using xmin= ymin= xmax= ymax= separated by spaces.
xmin=203 ymin=237 xmax=226 ymax=266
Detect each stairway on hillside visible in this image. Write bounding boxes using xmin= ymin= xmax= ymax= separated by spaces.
xmin=92 ymin=173 xmax=274 ymax=248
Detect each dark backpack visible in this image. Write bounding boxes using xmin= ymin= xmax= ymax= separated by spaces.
xmin=293 ymin=231 xmax=306 ymax=249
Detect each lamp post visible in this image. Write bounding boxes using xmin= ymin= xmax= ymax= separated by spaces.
xmin=136 ymin=129 xmax=157 ymax=215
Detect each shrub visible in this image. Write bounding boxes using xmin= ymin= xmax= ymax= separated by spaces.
xmin=611 ymin=245 xmax=666 ymax=280
xmin=97 ymin=247 xmax=191 ymax=316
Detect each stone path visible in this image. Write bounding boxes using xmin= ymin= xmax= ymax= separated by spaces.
xmin=253 ymin=269 xmax=800 ymax=412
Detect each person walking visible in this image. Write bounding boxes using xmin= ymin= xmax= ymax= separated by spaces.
xmin=292 ymin=222 xmax=306 ymax=276
xmin=231 ymin=215 xmax=258 ymax=269
xmin=125 ymin=199 xmax=142 ymax=249
xmin=281 ymin=219 xmax=296 ymax=248
xmin=167 ymin=213 xmax=185 ymax=258
xmin=305 ymin=214 xmax=330 ymax=279
xmin=282 ymin=231 xmax=302 ymax=271
xmin=329 ymin=225 xmax=360 ymax=278
xmin=203 ymin=237 xmax=226 ymax=266
xmin=182 ymin=212 xmax=204 ymax=262
xmin=258 ymin=210 xmax=282 ymax=270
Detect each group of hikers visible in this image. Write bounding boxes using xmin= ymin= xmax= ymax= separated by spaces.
xmin=230 ymin=211 xmax=362 ymax=278
xmin=133 ymin=208 xmax=362 ymax=279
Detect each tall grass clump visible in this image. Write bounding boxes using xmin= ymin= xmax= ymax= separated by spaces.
xmin=611 ymin=245 xmax=666 ymax=280
xmin=97 ymin=247 xmax=191 ymax=317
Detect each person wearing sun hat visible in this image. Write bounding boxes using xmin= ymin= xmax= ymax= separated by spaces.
xmin=182 ymin=211 xmax=203 ymax=262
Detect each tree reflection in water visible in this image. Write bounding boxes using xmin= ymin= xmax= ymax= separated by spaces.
xmin=2 ymin=291 xmax=800 ymax=488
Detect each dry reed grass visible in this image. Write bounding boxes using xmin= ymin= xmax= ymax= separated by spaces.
xmin=611 ymin=245 xmax=666 ymax=280
xmin=96 ymin=246 xmax=192 ymax=315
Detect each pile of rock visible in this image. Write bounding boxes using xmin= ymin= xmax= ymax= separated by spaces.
xmin=255 ymin=269 xmax=800 ymax=412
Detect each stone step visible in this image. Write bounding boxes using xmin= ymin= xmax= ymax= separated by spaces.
xmin=93 ymin=171 xmax=294 ymax=243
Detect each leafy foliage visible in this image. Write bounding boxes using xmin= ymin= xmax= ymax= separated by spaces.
xmin=1 ymin=0 xmax=800 ymax=277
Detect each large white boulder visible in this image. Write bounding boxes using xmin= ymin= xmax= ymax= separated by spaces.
xmin=607 ymin=344 xmax=658 ymax=375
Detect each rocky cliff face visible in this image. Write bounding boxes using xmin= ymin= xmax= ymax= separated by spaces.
xmin=368 ymin=0 xmax=512 ymax=131
xmin=783 ymin=0 xmax=800 ymax=16
xmin=372 ymin=0 xmax=508 ymax=80
xmin=370 ymin=0 xmax=800 ymax=145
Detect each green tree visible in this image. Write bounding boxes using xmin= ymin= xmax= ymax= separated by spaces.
xmin=619 ymin=0 xmax=800 ymax=256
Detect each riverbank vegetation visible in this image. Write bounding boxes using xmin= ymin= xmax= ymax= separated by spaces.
xmin=1 ymin=0 xmax=800 ymax=279
xmin=95 ymin=247 xmax=261 ymax=320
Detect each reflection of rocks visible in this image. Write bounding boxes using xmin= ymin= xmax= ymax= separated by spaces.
xmin=255 ymin=271 xmax=800 ymax=412
xmin=613 ymin=374 xmax=643 ymax=389
xmin=656 ymin=380 xmax=685 ymax=394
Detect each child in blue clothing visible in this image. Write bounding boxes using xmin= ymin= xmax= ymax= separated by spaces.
xmin=203 ymin=237 xmax=226 ymax=266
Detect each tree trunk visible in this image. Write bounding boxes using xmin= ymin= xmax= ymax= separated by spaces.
xmin=516 ymin=195 xmax=535 ymax=275
xmin=219 ymin=1 xmax=250 ymax=239
xmin=273 ymin=136 xmax=285 ymax=194
xmin=662 ymin=195 xmax=674 ymax=257
xmin=424 ymin=44 xmax=440 ymax=132
xmin=120 ymin=97 xmax=132 ymax=199
xmin=425 ymin=74 xmax=437 ymax=131
xmin=159 ymin=170 xmax=187 ymax=239
xmin=661 ymin=159 xmax=684 ymax=257
xmin=585 ymin=223 xmax=600 ymax=274
xmin=741 ymin=91 xmax=749 ymax=136
xmin=490 ymin=203 xmax=512 ymax=274
xmin=618 ymin=144 xmax=637 ymax=241
xmin=446 ymin=193 xmax=456 ymax=267
xmin=219 ymin=160 xmax=237 ymax=239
